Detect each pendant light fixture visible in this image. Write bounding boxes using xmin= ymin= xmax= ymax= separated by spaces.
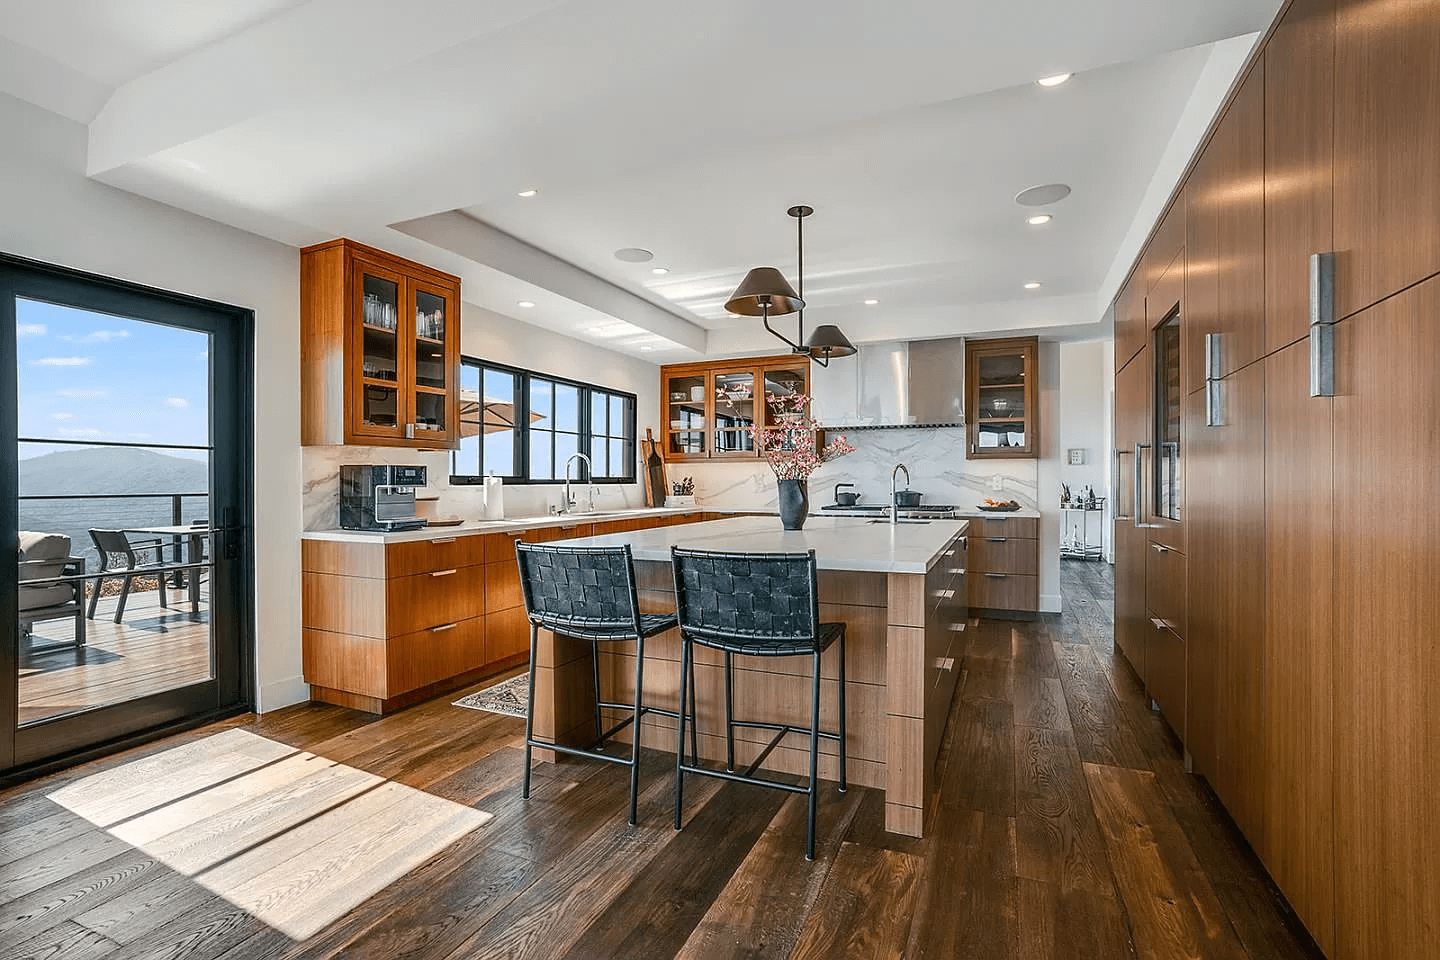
xmin=724 ymin=205 xmax=857 ymax=367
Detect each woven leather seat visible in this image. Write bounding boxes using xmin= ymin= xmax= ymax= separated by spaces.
xmin=670 ymin=546 xmax=848 ymax=860
xmin=516 ymin=541 xmax=693 ymax=826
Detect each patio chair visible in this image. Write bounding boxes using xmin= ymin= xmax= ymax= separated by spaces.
xmin=87 ymin=529 xmax=170 ymax=624
xmin=18 ymin=531 xmax=87 ymax=652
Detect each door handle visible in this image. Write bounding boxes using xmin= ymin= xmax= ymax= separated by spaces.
xmin=1113 ymin=448 xmax=1133 ymax=521
xmin=1310 ymin=251 xmax=1337 ymax=397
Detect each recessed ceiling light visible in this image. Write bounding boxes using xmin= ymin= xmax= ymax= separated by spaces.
xmin=517 ymin=188 xmax=538 ymax=198
xmin=1016 ymin=183 xmax=1072 ymax=206
xmin=1024 ymin=282 xmax=1042 ymax=290
xmin=864 ymin=298 xmax=879 ymax=305
xmin=614 ymin=247 xmax=654 ymax=263
xmin=1037 ymin=73 xmax=1072 ymax=87
xmin=651 ymin=267 xmax=669 ymax=276
xmin=1027 ymin=214 xmax=1053 ymax=225
xmin=517 ymin=300 xmax=536 ymax=308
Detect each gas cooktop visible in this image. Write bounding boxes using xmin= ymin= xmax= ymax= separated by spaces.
xmin=821 ymin=503 xmax=959 ymax=518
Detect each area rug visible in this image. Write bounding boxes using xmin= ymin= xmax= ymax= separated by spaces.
xmin=453 ymin=673 xmax=529 ymax=718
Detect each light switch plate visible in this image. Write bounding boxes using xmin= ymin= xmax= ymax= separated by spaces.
xmin=1067 ymin=448 xmax=1085 ymax=465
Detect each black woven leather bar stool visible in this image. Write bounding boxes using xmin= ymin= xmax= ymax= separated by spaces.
xmin=670 ymin=546 xmax=847 ymax=860
xmin=516 ymin=541 xmax=693 ymax=825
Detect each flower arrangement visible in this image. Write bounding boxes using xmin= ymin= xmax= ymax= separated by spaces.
xmin=748 ymin=392 xmax=855 ymax=480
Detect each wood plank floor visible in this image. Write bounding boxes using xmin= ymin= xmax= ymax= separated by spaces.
xmin=0 ymin=561 xmax=1326 ymax=959
xmin=19 ymin=588 xmax=211 ymax=726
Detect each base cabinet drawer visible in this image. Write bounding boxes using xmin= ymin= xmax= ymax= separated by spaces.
xmin=1145 ymin=619 xmax=1186 ymax=741
xmin=969 ymin=572 xmax=1038 ymax=611
xmin=387 ymin=616 xmax=485 ymax=696
xmin=967 ymin=516 xmax=1038 ymax=539
xmin=968 ymin=536 xmax=1038 ymax=576
xmin=1145 ymin=543 xmax=1186 ymax=639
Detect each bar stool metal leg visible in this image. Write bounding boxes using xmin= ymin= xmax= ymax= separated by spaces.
xmin=522 ymin=623 xmax=541 ymax=801
xmin=592 ymin=638 xmax=605 ymax=747
xmin=722 ymin=650 xmax=735 ymax=771
xmin=807 ymin=649 xmax=822 ymax=860
xmin=837 ymin=634 xmax=848 ymax=794
xmin=629 ymin=636 xmax=646 ymax=826
xmin=674 ymin=637 xmax=692 ymax=831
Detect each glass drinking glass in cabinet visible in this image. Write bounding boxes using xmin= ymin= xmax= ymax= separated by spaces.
xmin=362 ymin=275 xmax=398 ymax=330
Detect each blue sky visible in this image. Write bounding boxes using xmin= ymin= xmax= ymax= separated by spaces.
xmin=16 ymin=298 xmax=210 ymax=460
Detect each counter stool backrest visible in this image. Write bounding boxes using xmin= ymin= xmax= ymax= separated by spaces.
xmin=671 ymin=547 xmax=822 ymax=648
xmin=516 ymin=542 xmax=645 ymax=637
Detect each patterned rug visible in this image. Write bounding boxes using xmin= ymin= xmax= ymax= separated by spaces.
xmin=453 ymin=673 xmax=528 ymax=718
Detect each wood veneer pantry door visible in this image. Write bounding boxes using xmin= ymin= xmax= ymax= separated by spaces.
xmin=0 ymin=255 xmax=254 ymax=775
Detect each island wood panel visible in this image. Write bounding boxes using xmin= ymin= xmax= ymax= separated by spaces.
xmin=1113 ymin=349 xmax=1150 ymax=685
xmin=1333 ymin=0 xmax=1440 ymax=321
xmin=1333 ymin=278 xmax=1440 ymax=960
xmin=1261 ymin=338 xmax=1335 ymax=955
xmin=1265 ymin=0 xmax=1334 ymax=355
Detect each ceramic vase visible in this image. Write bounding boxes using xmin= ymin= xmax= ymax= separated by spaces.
xmin=777 ymin=479 xmax=808 ymax=530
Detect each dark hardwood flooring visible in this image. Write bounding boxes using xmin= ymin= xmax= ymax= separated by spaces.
xmin=0 ymin=561 xmax=1325 ymax=959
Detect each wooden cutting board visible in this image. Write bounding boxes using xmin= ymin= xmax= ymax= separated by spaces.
xmin=642 ymin=428 xmax=666 ymax=507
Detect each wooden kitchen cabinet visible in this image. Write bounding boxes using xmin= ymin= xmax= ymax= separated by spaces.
xmin=1113 ymin=273 xmax=1146 ymax=374
xmin=1333 ymin=0 xmax=1440 ymax=321
xmin=660 ymin=355 xmax=809 ymax=463
xmin=965 ymin=336 xmax=1038 ymax=459
xmin=301 ymin=238 xmax=461 ymax=449
xmin=1112 ymin=347 xmax=1150 ymax=684
xmin=1187 ymin=57 xmax=1266 ymax=391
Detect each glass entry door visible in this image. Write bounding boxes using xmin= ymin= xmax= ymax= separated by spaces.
xmin=0 ymin=256 xmax=253 ymax=773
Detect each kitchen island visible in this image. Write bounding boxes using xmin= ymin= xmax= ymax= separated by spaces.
xmin=544 ymin=515 xmax=969 ymax=837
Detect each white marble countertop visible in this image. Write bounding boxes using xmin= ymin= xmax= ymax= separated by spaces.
xmin=300 ymin=506 xmax=706 ymax=544
xmin=554 ymin=515 xmax=969 ymax=574
xmin=813 ymin=505 xmax=1041 ymax=520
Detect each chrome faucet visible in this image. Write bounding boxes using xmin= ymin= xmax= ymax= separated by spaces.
xmin=890 ymin=463 xmax=910 ymax=526
xmin=562 ymin=452 xmax=595 ymax=515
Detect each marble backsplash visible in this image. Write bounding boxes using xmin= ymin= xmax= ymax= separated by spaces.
xmin=672 ymin=427 xmax=1039 ymax=512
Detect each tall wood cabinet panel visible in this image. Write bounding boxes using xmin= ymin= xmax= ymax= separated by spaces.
xmin=1142 ymin=197 xmax=1187 ymax=299
xmin=1185 ymin=59 xmax=1266 ymax=393
xmin=1261 ymin=339 xmax=1335 ymax=956
xmin=1181 ymin=391 xmax=1219 ymax=784
xmin=1184 ymin=361 xmax=1266 ymax=848
xmin=1114 ymin=273 xmax=1148 ymax=374
xmin=1333 ymin=0 xmax=1440 ymax=321
xmin=1265 ymin=0 xmax=1334 ymax=354
xmin=1333 ymin=275 xmax=1440 ymax=960
xmin=1112 ymin=349 xmax=1151 ymax=683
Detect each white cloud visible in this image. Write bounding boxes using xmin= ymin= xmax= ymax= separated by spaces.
xmin=51 ymin=412 xmax=74 ymax=420
xmin=57 ymin=427 xmax=102 ymax=437
xmin=61 ymin=330 xmax=130 ymax=343
xmin=17 ymin=324 xmax=45 ymax=336
xmin=164 ymin=397 xmax=189 ymax=408
xmin=32 ymin=357 xmax=91 ymax=366
xmin=56 ymin=388 xmax=106 ymax=398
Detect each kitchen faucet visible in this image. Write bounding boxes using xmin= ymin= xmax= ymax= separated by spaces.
xmin=561 ymin=452 xmax=596 ymax=515
xmin=890 ymin=463 xmax=909 ymax=526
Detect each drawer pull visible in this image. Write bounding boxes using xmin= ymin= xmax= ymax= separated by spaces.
xmin=1150 ymin=616 xmax=1166 ymax=631
xmin=1150 ymin=543 xmax=1171 ymax=553
xmin=948 ymin=622 xmax=967 ymax=632
xmin=932 ymin=588 xmax=955 ymax=599
xmin=933 ymin=657 xmax=956 ymax=672
xmin=431 ymin=622 xmax=459 ymax=633
xmin=948 ymin=567 xmax=965 ymax=576
xmin=987 ymin=537 xmax=1008 ymax=543
xmin=431 ymin=537 xmax=458 ymax=544
xmin=984 ymin=573 xmax=1008 ymax=579
xmin=430 ymin=568 xmax=459 ymax=578
xmin=944 ymin=549 xmax=956 ymax=558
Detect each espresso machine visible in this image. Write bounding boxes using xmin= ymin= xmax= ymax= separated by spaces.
xmin=339 ymin=465 xmax=428 ymax=531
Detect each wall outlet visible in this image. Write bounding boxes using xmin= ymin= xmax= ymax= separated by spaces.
xmin=989 ymin=475 xmax=1004 ymax=492
xmin=1068 ymin=448 xmax=1085 ymax=466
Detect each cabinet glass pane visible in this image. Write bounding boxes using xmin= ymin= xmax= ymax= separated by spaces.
xmin=976 ymin=354 xmax=1026 ymax=419
xmin=362 ymin=384 xmax=398 ymax=428
xmin=413 ymin=289 xmax=446 ymax=390
xmin=360 ymin=274 xmax=399 ymax=383
xmin=414 ymin=391 xmax=446 ymax=434
xmin=763 ymin=366 xmax=808 ymax=426
xmin=1154 ymin=310 xmax=1182 ymax=521
xmin=714 ymin=371 xmax=755 ymax=456
xmin=666 ymin=373 xmax=706 ymax=456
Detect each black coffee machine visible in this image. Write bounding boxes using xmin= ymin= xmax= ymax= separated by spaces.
xmin=339 ymin=465 xmax=428 ymax=531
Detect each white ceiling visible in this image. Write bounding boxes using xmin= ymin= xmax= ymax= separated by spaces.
xmin=0 ymin=0 xmax=1282 ymax=361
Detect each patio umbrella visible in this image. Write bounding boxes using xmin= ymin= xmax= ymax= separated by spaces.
xmin=459 ymin=387 xmax=541 ymax=438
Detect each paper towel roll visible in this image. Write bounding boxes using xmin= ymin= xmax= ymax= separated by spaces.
xmin=483 ymin=475 xmax=504 ymax=520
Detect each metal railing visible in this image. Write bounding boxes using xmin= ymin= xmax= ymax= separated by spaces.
xmin=19 ymin=492 xmax=209 ymax=583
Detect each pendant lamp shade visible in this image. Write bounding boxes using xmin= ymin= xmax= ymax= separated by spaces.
xmin=805 ymin=324 xmax=857 ymax=360
xmin=724 ymin=267 xmax=803 ymax=317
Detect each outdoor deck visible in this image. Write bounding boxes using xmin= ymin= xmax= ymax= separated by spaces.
xmin=18 ymin=586 xmax=211 ymax=726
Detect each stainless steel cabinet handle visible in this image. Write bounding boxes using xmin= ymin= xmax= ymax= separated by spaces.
xmin=1150 ymin=617 xmax=1166 ymax=631
xmin=1134 ymin=441 xmax=1148 ymax=527
xmin=1113 ymin=447 xmax=1133 ymax=521
xmin=1310 ymin=251 xmax=1337 ymax=397
xmin=431 ymin=537 xmax=457 ymax=544
xmin=932 ymin=588 xmax=955 ymax=599
xmin=984 ymin=573 xmax=1008 ymax=579
xmin=948 ymin=567 xmax=966 ymax=576
xmin=431 ymin=622 xmax=458 ymax=633
xmin=1150 ymin=543 xmax=1171 ymax=553
xmin=948 ymin=622 xmax=967 ymax=632
xmin=987 ymin=537 xmax=1008 ymax=543
xmin=934 ymin=657 xmax=956 ymax=672
xmin=405 ymin=423 xmax=416 ymax=439
xmin=430 ymin=568 xmax=458 ymax=578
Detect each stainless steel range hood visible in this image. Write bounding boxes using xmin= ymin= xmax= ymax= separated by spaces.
xmin=810 ymin=337 xmax=966 ymax=429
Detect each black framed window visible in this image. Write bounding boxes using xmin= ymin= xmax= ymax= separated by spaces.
xmin=451 ymin=357 xmax=636 ymax=484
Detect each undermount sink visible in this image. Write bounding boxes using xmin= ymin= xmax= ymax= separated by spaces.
xmin=866 ymin=518 xmax=932 ymax=525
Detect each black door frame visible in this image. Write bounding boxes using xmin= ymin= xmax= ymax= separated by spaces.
xmin=0 ymin=252 xmax=255 ymax=774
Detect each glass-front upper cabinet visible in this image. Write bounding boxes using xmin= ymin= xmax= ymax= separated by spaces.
xmin=300 ymin=239 xmax=461 ymax=449
xmin=664 ymin=370 xmax=707 ymax=458
xmin=712 ymin=369 xmax=756 ymax=457
xmin=965 ymin=336 xmax=1039 ymax=458
xmin=762 ymin=363 xmax=810 ymax=427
